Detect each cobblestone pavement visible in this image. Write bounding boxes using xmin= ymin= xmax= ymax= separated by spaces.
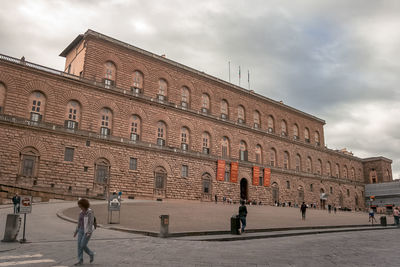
xmin=64 ymin=200 xmax=391 ymax=232
xmin=0 ymin=201 xmax=398 ymax=267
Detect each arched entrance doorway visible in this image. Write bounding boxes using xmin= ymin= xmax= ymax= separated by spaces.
xmin=298 ymin=186 xmax=304 ymax=204
xmin=240 ymin=178 xmax=248 ymax=200
xmin=320 ymin=188 xmax=327 ymax=209
xmin=271 ymin=182 xmax=279 ymax=205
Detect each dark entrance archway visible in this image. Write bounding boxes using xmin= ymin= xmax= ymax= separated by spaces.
xmin=240 ymin=178 xmax=248 ymax=200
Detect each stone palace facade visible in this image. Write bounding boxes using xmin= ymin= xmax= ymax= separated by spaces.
xmin=0 ymin=30 xmax=393 ymax=209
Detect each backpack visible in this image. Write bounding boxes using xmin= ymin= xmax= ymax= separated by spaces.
xmin=93 ymin=216 xmax=98 ymax=229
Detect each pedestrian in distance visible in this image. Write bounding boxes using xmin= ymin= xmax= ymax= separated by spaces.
xmin=12 ymin=194 xmax=20 ymax=214
xmin=334 ymin=206 xmax=337 ymax=214
xmin=73 ymin=198 xmax=95 ymax=265
xmin=214 ymin=195 xmax=218 ymax=204
xmin=368 ymin=208 xmax=377 ymax=225
xmin=328 ymin=204 xmax=332 ymax=213
xmin=239 ymin=200 xmax=248 ymax=233
xmin=393 ymin=207 xmax=400 ymax=227
xmin=300 ymin=202 xmax=307 ymax=220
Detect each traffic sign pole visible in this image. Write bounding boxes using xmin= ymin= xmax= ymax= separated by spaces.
xmin=20 ymin=213 xmax=27 ymax=243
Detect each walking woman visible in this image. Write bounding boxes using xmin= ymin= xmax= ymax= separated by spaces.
xmin=73 ymin=198 xmax=95 ymax=265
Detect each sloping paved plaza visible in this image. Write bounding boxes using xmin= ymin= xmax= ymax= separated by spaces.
xmin=63 ymin=200 xmax=390 ymax=233
xmin=0 ymin=201 xmax=398 ymax=266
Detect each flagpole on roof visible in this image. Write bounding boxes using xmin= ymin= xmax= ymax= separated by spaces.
xmin=239 ymin=66 xmax=241 ymax=86
xmin=228 ymin=61 xmax=231 ymax=82
xmin=248 ymin=70 xmax=250 ymax=90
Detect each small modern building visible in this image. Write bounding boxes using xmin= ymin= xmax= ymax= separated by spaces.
xmin=365 ymin=181 xmax=400 ymax=213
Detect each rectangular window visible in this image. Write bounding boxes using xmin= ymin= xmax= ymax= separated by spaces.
xmin=155 ymin=173 xmax=165 ymax=189
xmin=64 ymin=147 xmax=74 ymax=162
xmin=310 ymin=184 xmax=313 ymax=192
xmin=330 ymin=187 xmax=333 ymax=194
xmin=96 ymin=165 xmax=108 ymax=184
xmin=181 ymin=165 xmax=188 ymax=178
xmin=347 ymin=189 xmax=350 ymax=197
xmin=203 ymin=179 xmax=210 ymax=194
xmin=129 ymin=158 xmax=137 ymax=170
xmin=224 ymin=163 xmax=230 ymax=182
xmin=22 ymin=156 xmax=35 ymax=176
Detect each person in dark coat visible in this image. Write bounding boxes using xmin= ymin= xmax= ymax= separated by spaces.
xmin=12 ymin=194 xmax=20 ymax=214
xmin=300 ymin=202 xmax=307 ymax=220
xmin=239 ymin=200 xmax=248 ymax=233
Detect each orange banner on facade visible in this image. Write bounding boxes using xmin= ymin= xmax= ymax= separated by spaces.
xmin=230 ymin=162 xmax=238 ymax=183
xmin=217 ymin=160 xmax=226 ymax=181
xmin=264 ymin=168 xmax=271 ymax=187
xmin=253 ymin=166 xmax=260 ymax=185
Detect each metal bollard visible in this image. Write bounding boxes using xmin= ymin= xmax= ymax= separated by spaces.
xmin=159 ymin=215 xmax=169 ymax=238
xmin=2 ymin=214 xmax=21 ymax=242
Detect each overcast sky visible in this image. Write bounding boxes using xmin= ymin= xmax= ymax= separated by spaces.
xmin=1 ymin=0 xmax=399 ymax=179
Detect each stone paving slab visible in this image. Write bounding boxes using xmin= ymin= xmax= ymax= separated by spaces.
xmin=63 ymin=200 xmax=394 ymax=233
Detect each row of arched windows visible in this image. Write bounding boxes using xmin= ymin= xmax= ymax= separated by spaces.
xmin=100 ymin=62 xmax=322 ymax=146
xmin=0 ymin=85 xmax=354 ymax=180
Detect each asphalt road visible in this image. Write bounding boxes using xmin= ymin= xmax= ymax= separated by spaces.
xmin=0 ymin=201 xmax=398 ymax=267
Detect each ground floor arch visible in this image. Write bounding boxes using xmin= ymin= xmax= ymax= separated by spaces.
xmin=240 ymin=178 xmax=248 ymax=200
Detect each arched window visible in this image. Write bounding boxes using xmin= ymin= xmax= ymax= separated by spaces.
xmin=237 ymin=105 xmax=245 ymax=123
xmin=351 ymin=167 xmax=355 ymax=180
xmin=0 ymin=82 xmax=5 ymax=113
xmin=65 ymin=100 xmax=81 ymax=129
xmin=129 ymin=115 xmax=141 ymax=141
xmin=100 ymin=108 xmax=112 ymax=136
xmin=19 ymin=147 xmax=40 ymax=177
xmin=221 ymin=136 xmax=230 ymax=158
xmin=202 ymin=173 xmax=212 ymax=195
xmin=28 ymin=91 xmax=46 ymax=122
xmin=253 ymin=110 xmax=260 ymax=128
xmin=283 ymin=151 xmax=290 ymax=169
xmin=220 ymin=99 xmax=229 ymax=119
xmin=326 ymin=161 xmax=332 ymax=176
xmin=154 ymin=166 xmax=167 ymax=196
xmin=201 ymin=93 xmax=210 ymax=114
xmin=104 ymin=61 xmax=116 ymax=88
xmin=180 ymin=127 xmax=189 ymax=150
xmin=267 ymin=115 xmax=274 ymax=133
xmin=335 ymin=164 xmax=340 ymax=178
xmin=295 ymin=154 xmax=301 ymax=172
xmin=304 ymin=128 xmax=310 ymax=143
xmin=132 ymin=71 xmax=143 ymax=93
xmin=255 ymin=145 xmax=262 ymax=164
xmin=370 ymin=169 xmax=377 ymax=183
xmin=281 ymin=120 xmax=287 ymax=136
xmin=158 ymin=79 xmax=167 ymax=100
xmin=94 ymin=158 xmax=110 ymax=184
xmin=181 ymin=87 xmax=190 ymax=108
xmin=202 ymin=132 xmax=210 ymax=154
xmin=239 ymin=140 xmax=248 ymax=161
xmin=293 ymin=124 xmax=299 ymax=140
xmin=269 ymin=148 xmax=277 ymax=167
xmin=317 ymin=159 xmax=322 ymax=175
xmin=306 ymin=157 xmax=312 ymax=173
xmin=314 ymin=131 xmax=320 ymax=146
xmin=157 ymin=121 xmax=166 ymax=146
xmin=343 ymin=165 xmax=348 ymax=179
xmin=386 ymin=169 xmax=391 ymax=181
